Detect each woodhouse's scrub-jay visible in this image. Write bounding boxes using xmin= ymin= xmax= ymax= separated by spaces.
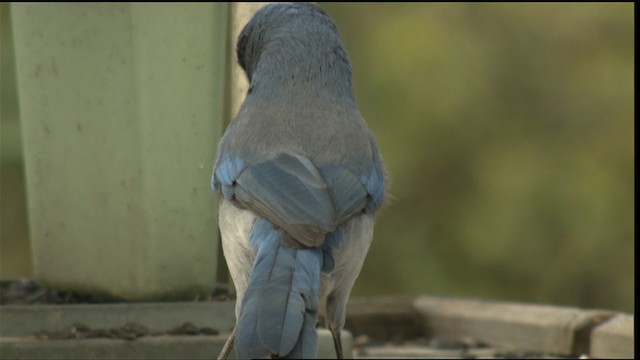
xmin=212 ymin=3 xmax=386 ymax=358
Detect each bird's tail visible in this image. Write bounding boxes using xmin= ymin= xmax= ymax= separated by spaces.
xmin=236 ymin=218 xmax=323 ymax=359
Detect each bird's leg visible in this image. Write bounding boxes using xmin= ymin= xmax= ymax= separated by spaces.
xmin=218 ymin=325 xmax=237 ymax=360
xmin=329 ymin=327 xmax=343 ymax=359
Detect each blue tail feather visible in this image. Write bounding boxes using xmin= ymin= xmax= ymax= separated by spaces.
xmin=235 ymin=218 xmax=322 ymax=359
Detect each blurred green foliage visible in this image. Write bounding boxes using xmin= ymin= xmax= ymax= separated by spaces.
xmin=323 ymin=3 xmax=634 ymax=312
xmin=1 ymin=3 xmax=633 ymax=312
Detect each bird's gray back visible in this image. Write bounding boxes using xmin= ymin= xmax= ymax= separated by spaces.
xmin=220 ymin=102 xmax=378 ymax=175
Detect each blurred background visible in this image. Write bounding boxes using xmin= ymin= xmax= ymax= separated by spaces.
xmin=1 ymin=3 xmax=634 ymax=312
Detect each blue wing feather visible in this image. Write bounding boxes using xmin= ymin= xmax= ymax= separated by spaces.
xmin=213 ymin=151 xmax=384 ymax=246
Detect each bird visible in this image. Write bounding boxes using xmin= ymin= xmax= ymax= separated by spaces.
xmin=212 ymin=3 xmax=386 ymax=359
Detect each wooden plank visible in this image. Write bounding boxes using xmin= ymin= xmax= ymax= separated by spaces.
xmin=0 ymin=302 xmax=235 ymax=337
xmin=413 ymin=296 xmax=613 ymax=356
xmin=344 ymin=296 xmax=425 ymax=341
xmin=590 ymin=314 xmax=634 ymax=359
xmin=0 ymin=330 xmax=350 ymax=359
xmin=0 ymin=335 xmax=225 ymax=360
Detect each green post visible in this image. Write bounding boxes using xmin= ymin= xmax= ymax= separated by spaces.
xmin=11 ymin=3 xmax=228 ymax=300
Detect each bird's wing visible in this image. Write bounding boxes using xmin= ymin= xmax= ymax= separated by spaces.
xmin=213 ymin=152 xmax=378 ymax=248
